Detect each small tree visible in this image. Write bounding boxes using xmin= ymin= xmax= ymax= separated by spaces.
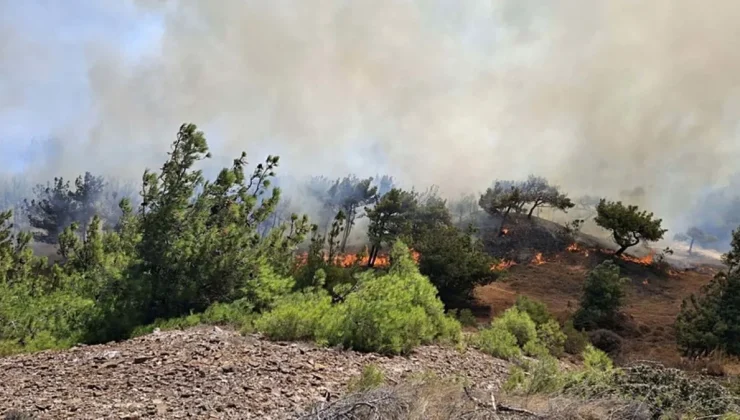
xmin=449 ymin=193 xmax=479 ymax=225
xmin=594 ymin=199 xmax=667 ymax=255
xmin=574 ymin=260 xmax=628 ymax=331
xmin=520 ymin=175 xmax=574 ymax=219
xmin=365 ymin=188 xmax=417 ymax=267
xmin=673 ymin=227 xmax=718 ymax=255
xmin=414 ymin=224 xmax=497 ymax=308
xmin=479 ymin=181 xmax=524 ymax=236
xmin=327 ymin=176 xmax=378 ymax=252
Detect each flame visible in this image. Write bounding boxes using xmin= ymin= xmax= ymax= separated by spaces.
xmin=502 ymin=228 xmax=510 ymax=235
xmin=492 ymin=259 xmax=517 ymax=271
xmin=296 ymin=248 xmax=420 ymax=268
xmin=531 ymin=252 xmax=546 ymax=265
xmin=619 ymin=249 xmax=655 ymax=265
xmin=566 ymin=243 xmax=579 ymax=252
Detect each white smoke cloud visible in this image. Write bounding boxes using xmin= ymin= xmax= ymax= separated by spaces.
xmin=3 ymin=0 xmax=740 ymax=235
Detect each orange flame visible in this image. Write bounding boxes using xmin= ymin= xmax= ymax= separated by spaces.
xmin=502 ymin=228 xmax=510 ymax=235
xmin=531 ymin=252 xmax=546 ymax=265
xmin=492 ymin=260 xmax=517 ymax=271
xmin=619 ymin=249 xmax=655 ymax=265
xmin=296 ymin=249 xmax=420 ymax=268
xmin=566 ymin=243 xmax=579 ymax=252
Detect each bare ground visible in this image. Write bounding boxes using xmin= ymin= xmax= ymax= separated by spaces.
xmin=0 ymin=327 xmax=510 ymax=419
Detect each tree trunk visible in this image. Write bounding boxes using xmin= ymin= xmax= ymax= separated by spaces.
xmin=498 ymin=208 xmax=512 ymax=236
xmin=615 ymin=245 xmax=628 ymax=256
xmin=527 ymin=201 xmax=540 ymax=219
xmin=688 ymin=238 xmax=694 ymax=255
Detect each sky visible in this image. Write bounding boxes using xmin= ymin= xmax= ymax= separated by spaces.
xmin=3 ymin=0 xmax=740 ymax=242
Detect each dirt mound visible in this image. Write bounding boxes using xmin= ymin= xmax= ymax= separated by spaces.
xmin=0 ymin=327 xmax=510 ymax=419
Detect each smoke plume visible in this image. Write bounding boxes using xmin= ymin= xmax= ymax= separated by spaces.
xmin=3 ymin=0 xmax=740 ymax=239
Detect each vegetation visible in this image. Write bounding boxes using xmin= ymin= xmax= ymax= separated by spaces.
xmin=478 ymin=175 xmax=574 ymax=236
xmin=676 ymin=229 xmax=740 ymax=357
xmin=594 ymin=199 xmax=667 ymax=255
xmin=573 ymin=260 xmax=628 ymax=331
xmin=0 ymin=123 xmax=470 ymax=356
xmin=674 ymin=226 xmax=718 ymax=255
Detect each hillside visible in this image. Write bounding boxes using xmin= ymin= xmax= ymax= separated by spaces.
xmin=0 ymin=327 xmax=511 ymax=419
xmin=475 ymin=244 xmax=723 ymax=368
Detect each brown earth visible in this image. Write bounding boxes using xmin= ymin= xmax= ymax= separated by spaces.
xmin=0 ymin=327 xmax=511 ymax=420
xmin=475 ymin=246 xmax=723 ymax=367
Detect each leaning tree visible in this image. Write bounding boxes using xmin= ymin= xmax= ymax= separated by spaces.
xmin=594 ymin=199 xmax=667 ymax=256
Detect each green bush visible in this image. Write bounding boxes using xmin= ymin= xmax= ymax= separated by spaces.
xmin=347 ymin=364 xmax=386 ymax=393
xmin=562 ymin=319 xmax=590 ymax=355
xmin=474 ymin=327 xmax=521 ymax=360
xmin=336 ymin=242 xmax=461 ymax=354
xmin=514 ymin=296 xmax=553 ymax=326
xmin=574 ymin=260 xmax=628 ymax=331
xmin=676 ymin=270 xmax=740 ymax=356
xmin=504 ymin=356 xmax=563 ymax=395
xmin=255 ymin=241 xmax=461 ymax=355
xmin=491 ymin=307 xmax=538 ymax=348
xmin=254 ymin=291 xmax=335 ymax=342
xmin=537 ymin=319 xmax=567 ymax=357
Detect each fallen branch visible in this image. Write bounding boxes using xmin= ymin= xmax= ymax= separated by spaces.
xmin=463 ymin=386 xmax=541 ymax=418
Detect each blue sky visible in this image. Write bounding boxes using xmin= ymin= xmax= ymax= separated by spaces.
xmin=0 ymin=1 xmax=164 ymax=174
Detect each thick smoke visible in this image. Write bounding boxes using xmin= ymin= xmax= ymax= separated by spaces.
xmin=4 ymin=0 xmax=740 ymax=241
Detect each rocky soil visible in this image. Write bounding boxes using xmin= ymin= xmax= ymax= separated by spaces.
xmin=0 ymin=327 xmax=510 ymax=419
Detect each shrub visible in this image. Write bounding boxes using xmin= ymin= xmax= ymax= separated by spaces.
xmin=338 ymin=243 xmax=461 ymax=354
xmin=537 ymin=319 xmax=567 ymax=357
xmin=514 ymin=295 xmax=553 ymax=326
xmin=256 ymin=241 xmax=462 ymax=355
xmin=523 ymin=340 xmax=550 ymax=358
xmin=562 ymin=319 xmax=590 ymax=355
xmin=491 ymin=307 xmax=538 ymax=348
xmin=474 ymin=327 xmax=521 ymax=360
xmin=347 ymin=364 xmax=386 ymax=393
xmin=587 ymin=329 xmax=623 ymax=356
xmin=574 ymin=260 xmax=628 ymax=331
xmin=676 ymin=270 xmax=740 ymax=356
xmin=254 ymin=291 xmax=335 ymax=343
xmin=504 ymin=356 xmax=563 ymax=395
xmin=582 ymin=344 xmax=614 ymax=372
xmin=454 ymin=308 xmax=478 ymax=327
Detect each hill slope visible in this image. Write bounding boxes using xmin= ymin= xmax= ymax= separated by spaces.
xmin=0 ymin=327 xmax=510 ymax=419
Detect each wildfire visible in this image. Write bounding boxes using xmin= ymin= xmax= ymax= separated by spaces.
xmin=531 ymin=252 xmax=546 ymax=265
xmin=501 ymin=228 xmax=510 ymax=236
xmin=618 ymin=249 xmax=655 ymax=265
xmin=566 ymin=243 xmax=589 ymax=257
xmin=492 ymin=260 xmax=517 ymax=271
xmin=295 ymin=249 xmax=420 ymax=268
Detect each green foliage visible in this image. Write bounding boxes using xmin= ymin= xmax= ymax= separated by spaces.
xmin=337 ymin=241 xmax=461 ymax=354
xmin=594 ymin=199 xmax=667 ymax=255
xmin=537 ymin=319 xmax=567 ymax=357
xmin=23 ymin=172 xmax=114 ymax=244
xmin=474 ymin=327 xmax=521 ymax=360
xmin=257 ymin=241 xmax=461 ymax=355
xmin=254 ymin=290 xmax=335 ymax=343
xmin=514 ymin=296 xmax=553 ymax=326
xmin=414 ymin=224 xmax=497 ymax=308
xmin=491 ymin=307 xmax=538 ymax=348
xmin=562 ymin=319 xmax=590 ymax=355
xmin=676 ymin=271 xmax=740 ymax=356
xmin=574 ymin=260 xmax=628 ymax=331
xmin=451 ymin=308 xmax=477 ymax=327
xmin=347 ymin=364 xmax=385 ymax=393
xmin=365 ymin=188 xmax=418 ymax=266
xmin=504 ymin=356 xmax=563 ymax=395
